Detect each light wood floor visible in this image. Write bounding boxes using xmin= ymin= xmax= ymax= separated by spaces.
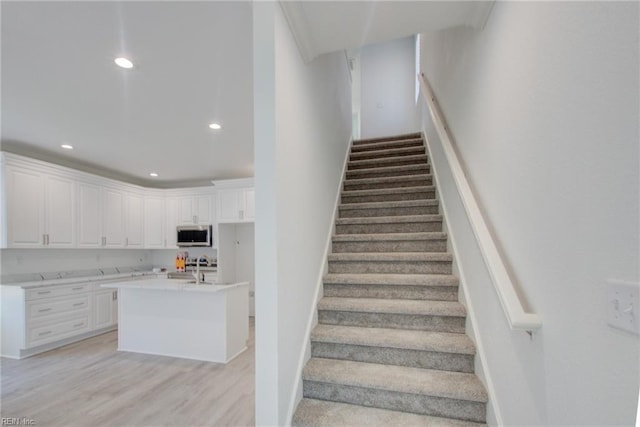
xmin=1 ymin=321 xmax=255 ymax=427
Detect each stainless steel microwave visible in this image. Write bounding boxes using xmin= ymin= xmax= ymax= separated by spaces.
xmin=177 ymin=225 xmax=213 ymax=247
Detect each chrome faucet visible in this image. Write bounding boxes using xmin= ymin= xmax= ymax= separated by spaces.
xmin=192 ymin=258 xmax=204 ymax=285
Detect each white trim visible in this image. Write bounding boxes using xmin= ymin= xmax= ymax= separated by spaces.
xmin=418 ymin=73 xmax=541 ymax=332
xmin=422 ymin=130 xmax=503 ymax=427
xmin=284 ymin=137 xmax=353 ymax=425
xmin=279 ymin=1 xmax=316 ymax=63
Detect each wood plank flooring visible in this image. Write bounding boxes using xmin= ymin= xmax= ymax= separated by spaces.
xmin=1 ymin=321 xmax=255 ymax=427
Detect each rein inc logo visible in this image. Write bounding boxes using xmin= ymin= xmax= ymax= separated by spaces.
xmin=1 ymin=418 xmax=35 ymax=425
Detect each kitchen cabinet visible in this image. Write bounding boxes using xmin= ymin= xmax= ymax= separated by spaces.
xmin=217 ymin=188 xmax=254 ymax=223
xmin=4 ymin=162 xmax=75 ymax=248
xmin=78 ymin=184 xmax=145 ymax=249
xmin=165 ymin=197 xmax=179 ymax=248
xmin=102 ymin=187 xmax=125 ymax=247
xmin=93 ymin=289 xmax=118 ymax=330
xmin=1 ymin=153 xmax=220 ymax=250
xmin=0 ymin=275 xmax=152 ymax=359
xmin=144 ymin=195 xmax=165 ymax=249
xmin=21 ymin=282 xmax=93 ymax=354
xmin=124 ymin=192 xmax=144 ymax=248
xmin=77 ymin=181 xmax=102 ymax=247
xmin=177 ymin=195 xmax=214 ymax=225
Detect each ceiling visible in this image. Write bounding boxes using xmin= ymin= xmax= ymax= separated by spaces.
xmin=281 ymin=1 xmax=494 ymax=62
xmin=1 ymin=1 xmax=254 ymax=188
xmin=1 ymin=1 xmax=493 ymax=188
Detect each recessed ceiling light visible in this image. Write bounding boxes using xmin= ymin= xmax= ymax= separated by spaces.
xmin=208 ymin=123 xmax=222 ymax=130
xmin=114 ymin=57 xmax=134 ymax=69
xmin=149 ymin=172 xmax=159 ymax=177
xmin=61 ymin=144 xmax=74 ymax=150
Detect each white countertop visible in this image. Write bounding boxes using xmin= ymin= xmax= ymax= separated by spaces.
xmin=101 ymin=278 xmax=248 ymax=293
xmin=0 ymin=272 xmax=159 ymax=289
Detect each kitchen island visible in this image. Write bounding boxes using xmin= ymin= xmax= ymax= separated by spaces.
xmin=102 ymin=278 xmax=248 ymax=363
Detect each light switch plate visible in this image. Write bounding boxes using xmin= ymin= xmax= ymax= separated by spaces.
xmin=607 ymin=280 xmax=640 ymax=334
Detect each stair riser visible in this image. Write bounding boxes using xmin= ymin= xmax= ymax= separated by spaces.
xmin=335 ymin=222 xmax=442 ymax=234
xmin=323 ymin=284 xmax=458 ymax=301
xmin=348 ymin=157 xmax=428 ymax=170
xmin=328 ymin=261 xmax=452 ymax=275
xmin=310 ymin=342 xmax=474 ymax=373
xmin=344 ymin=177 xmax=432 ymax=191
xmin=346 ymin=166 xmax=430 ymax=180
xmin=318 ymin=311 xmax=465 ymax=333
xmin=332 ymin=239 xmax=447 ymax=253
xmin=339 ymin=205 xmax=438 ymax=218
xmin=349 ymin=147 xmax=426 ymax=161
xmin=351 ymin=140 xmax=424 ymax=153
xmin=341 ymin=190 xmax=436 ymax=204
xmin=302 ymin=382 xmax=485 ymax=423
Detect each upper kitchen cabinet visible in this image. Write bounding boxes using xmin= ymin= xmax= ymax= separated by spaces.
xmin=144 ymin=193 xmax=165 ymax=249
xmin=77 ymin=181 xmax=144 ymax=249
xmin=2 ymin=154 xmax=76 ymax=248
xmin=164 ymin=188 xmax=217 ymax=247
xmin=175 ymin=194 xmax=215 ymax=226
xmin=214 ymin=178 xmax=254 ymax=223
xmin=124 ymin=191 xmax=144 ymax=248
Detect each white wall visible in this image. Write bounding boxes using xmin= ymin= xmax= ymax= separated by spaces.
xmin=420 ymin=2 xmax=639 ymax=425
xmin=1 ymin=248 xmax=152 ymax=276
xmin=253 ymin=2 xmax=352 ymax=425
xmin=360 ymin=36 xmax=419 ymax=139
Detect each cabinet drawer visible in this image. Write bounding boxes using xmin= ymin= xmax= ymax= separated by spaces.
xmin=26 ymin=283 xmax=90 ymax=300
xmin=26 ymin=315 xmax=91 ymax=347
xmin=27 ymin=295 xmax=90 ymax=321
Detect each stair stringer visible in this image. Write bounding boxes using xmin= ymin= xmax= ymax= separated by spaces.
xmin=284 ymin=137 xmax=354 ymax=425
xmin=422 ymin=131 xmax=502 ymax=426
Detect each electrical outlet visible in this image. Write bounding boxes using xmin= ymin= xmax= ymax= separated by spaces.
xmin=607 ymin=280 xmax=639 ymax=334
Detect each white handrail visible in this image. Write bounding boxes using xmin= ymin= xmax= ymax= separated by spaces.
xmin=418 ymin=73 xmax=542 ymax=332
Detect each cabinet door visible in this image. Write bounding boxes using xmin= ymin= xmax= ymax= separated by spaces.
xmin=178 ymin=197 xmax=195 ymax=224
xmin=125 ymin=193 xmax=144 ymax=248
xmin=77 ymin=182 xmax=102 ymax=247
xmin=102 ymin=188 xmax=124 ymax=247
xmin=94 ymin=291 xmax=116 ymax=329
xmin=217 ymin=189 xmax=240 ymax=223
xmin=165 ymin=197 xmax=179 ymax=248
xmin=243 ymin=189 xmax=255 ymax=221
xmin=6 ymin=167 xmax=44 ymax=247
xmin=144 ymin=196 xmax=165 ymax=248
xmin=45 ymin=175 xmax=75 ymax=247
xmin=195 ymin=195 xmax=213 ymax=224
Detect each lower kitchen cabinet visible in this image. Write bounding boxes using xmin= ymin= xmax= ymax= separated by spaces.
xmin=93 ymin=289 xmax=118 ymax=330
xmin=1 ymin=281 xmax=120 ymax=359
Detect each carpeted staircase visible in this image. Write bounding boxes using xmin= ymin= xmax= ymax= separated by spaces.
xmin=292 ymin=133 xmax=488 ymax=426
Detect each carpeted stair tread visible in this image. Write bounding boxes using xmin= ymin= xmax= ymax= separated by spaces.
xmin=311 ymin=324 xmax=475 ymax=355
xmin=293 ymin=398 xmax=485 ymax=427
xmin=339 ymin=199 xmax=439 ymax=210
xmin=347 ymin=163 xmax=430 ymax=177
xmin=333 ymin=231 xmax=447 ymax=242
xmin=342 ymin=185 xmax=435 ymax=197
xmin=344 ymin=173 xmax=432 ymax=186
xmin=318 ymin=297 xmax=465 ymax=317
xmin=323 ymin=273 xmax=459 ymax=287
xmin=303 ymin=358 xmax=488 ymax=403
xmin=350 ymin=145 xmax=426 ymax=161
xmin=348 ymin=154 xmax=428 ymax=169
xmin=336 ymin=214 xmax=442 ymax=225
xmin=354 ymin=132 xmax=422 ymax=144
xmin=350 ymin=138 xmax=424 ymax=153
xmin=328 ymin=252 xmax=452 ymax=262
